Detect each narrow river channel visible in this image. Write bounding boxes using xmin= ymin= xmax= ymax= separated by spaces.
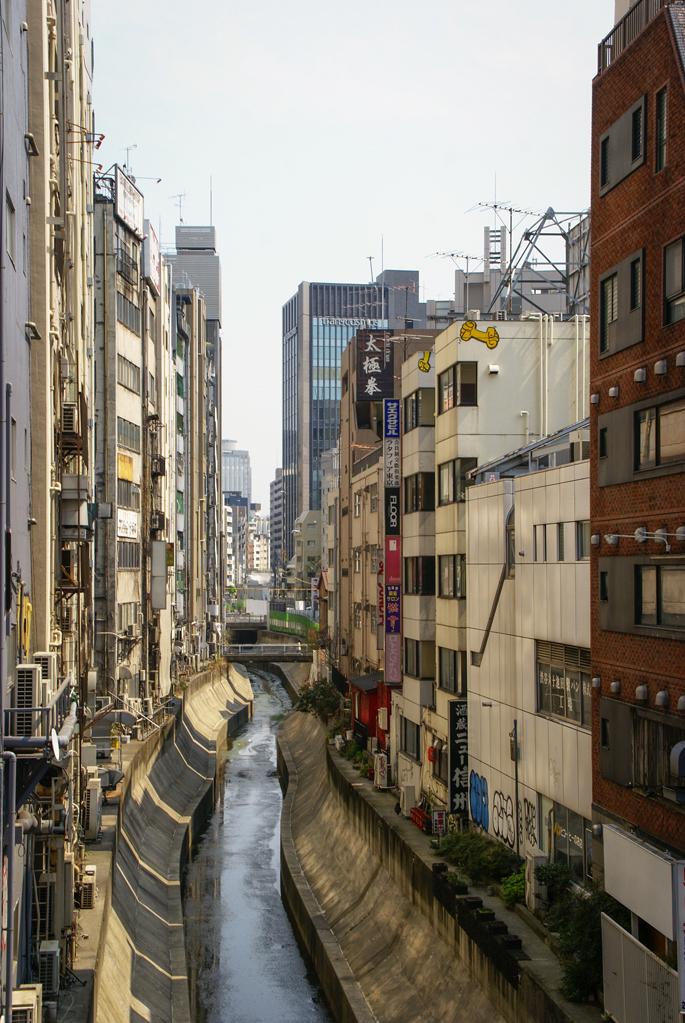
xmin=183 ymin=667 xmax=336 ymax=1023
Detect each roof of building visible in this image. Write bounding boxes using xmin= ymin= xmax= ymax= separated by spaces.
xmin=470 ymin=418 xmax=590 ymax=482
xmin=348 ymin=672 xmax=382 ymax=692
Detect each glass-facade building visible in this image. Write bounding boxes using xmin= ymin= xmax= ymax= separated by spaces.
xmin=282 ymin=273 xmax=425 ymax=558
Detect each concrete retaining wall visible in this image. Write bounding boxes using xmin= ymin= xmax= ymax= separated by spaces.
xmin=94 ymin=662 xmax=254 ymax=1023
xmin=278 ymin=712 xmax=589 ymax=1023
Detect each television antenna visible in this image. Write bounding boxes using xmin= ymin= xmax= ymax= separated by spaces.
xmin=120 ymin=143 xmax=137 ymax=176
xmin=430 ymin=250 xmax=482 ymax=313
xmin=169 ymin=192 xmax=188 ymax=224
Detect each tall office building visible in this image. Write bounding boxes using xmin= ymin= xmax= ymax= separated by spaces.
xmin=270 ymin=469 xmax=284 ymax=582
xmin=282 ymin=270 xmax=425 ymax=556
xmin=167 ymin=227 xmax=223 ymax=637
xmin=222 ymin=439 xmax=252 ymax=504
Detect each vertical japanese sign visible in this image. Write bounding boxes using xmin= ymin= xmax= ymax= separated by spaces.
xmin=384 ymin=399 xmax=401 ymax=684
xmin=449 ymin=699 xmax=468 ymax=815
xmin=376 ymin=558 xmax=384 ymax=649
xmin=674 ymin=861 xmax=685 ymax=1014
xmin=356 ymin=332 xmax=394 ymax=400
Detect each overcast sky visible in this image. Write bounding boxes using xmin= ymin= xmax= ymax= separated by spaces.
xmin=91 ymin=0 xmax=614 ymax=507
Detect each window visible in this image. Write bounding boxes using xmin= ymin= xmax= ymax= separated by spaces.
xmin=148 ymin=371 xmax=156 ymax=406
xmin=370 ymin=611 xmax=376 ymax=635
xmin=176 ymin=491 xmax=185 ymax=515
xmin=631 ymin=105 xmax=643 ymax=163
xmin=630 ymin=258 xmax=641 ymax=311
xmin=353 ymin=491 xmax=361 ymax=517
xmin=557 ymin=523 xmax=565 ymax=562
xmin=576 ymin=521 xmax=590 ymax=560
xmin=5 ymin=192 xmax=15 ymax=267
xmin=353 ymin=547 xmax=361 ymax=573
xmin=507 ymin=508 xmax=516 ymax=577
xmin=599 ymin=571 xmax=609 ymax=602
xmin=370 ymin=545 xmax=378 ymax=573
xmin=117 ymin=601 xmax=139 ymax=632
xmin=439 ymin=647 xmax=466 ymax=694
xmin=117 ymin=417 xmax=140 ymax=453
xmin=354 ymin=602 xmax=362 ymax=629
xmin=404 ymin=388 xmax=435 ymax=431
xmin=439 ymin=554 xmax=465 ymax=598
xmin=307 ymin=540 xmax=315 ymax=547
xmin=635 ymin=399 xmax=685 ymax=469
xmin=656 ymin=87 xmax=667 ymax=172
xmin=600 ymin=136 xmax=610 ymax=188
xmin=176 ymin=412 xmax=184 ymax=436
xmin=665 ymin=237 xmax=685 ymax=324
xmin=404 ymin=472 xmax=435 ymax=513
xmin=404 ymin=639 xmax=435 ymax=679
xmin=404 ymin=556 xmax=435 ymax=595
xmin=433 ymin=745 xmax=449 ymax=784
xmin=438 ymin=457 xmax=477 ymax=504
xmin=369 ymin=483 xmax=378 ymax=512
xmin=536 ymin=641 xmax=592 ymax=728
xmin=176 ymin=373 xmax=184 ymax=398
xmin=634 ymin=715 xmax=685 ymax=791
xmin=399 ymin=715 xmax=420 ymax=760
xmin=636 ymin=565 xmax=685 ymax=629
xmin=117 ymin=354 xmax=141 ymax=394
xmin=534 ymin=524 xmax=547 ymax=562
xmin=117 ymin=541 xmax=140 ymax=570
xmin=600 ymin=274 xmax=617 ymax=354
xmin=10 ymin=418 xmax=16 ymax=481
xmin=551 ymin=801 xmax=592 ymax=881
xmin=117 ymin=478 xmax=140 ymax=511
xmin=116 ymin=292 xmax=141 ymax=335
xmin=599 ymin=427 xmax=608 ymax=458
xmin=438 ymin=367 xmax=454 ymax=413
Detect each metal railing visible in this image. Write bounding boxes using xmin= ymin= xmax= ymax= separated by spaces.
xmin=601 ymin=913 xmax=679 ymax=1023
xmin=225 ymin=643 xmax=306 ymax=655
xmin=116 ymin=248 xmax=139 ymax=287
xmin=5 ymin=677 xmax=73 ymax=741
xmin=598 ymin=0 xmax=671 ymax=72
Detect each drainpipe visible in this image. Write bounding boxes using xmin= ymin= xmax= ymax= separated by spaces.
xmin=513 ymin=720 xmax=519 ymax=861
xmin=3 ymin=750 xmax=16 ymax=1017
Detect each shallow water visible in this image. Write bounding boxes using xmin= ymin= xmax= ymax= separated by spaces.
xmin=183 ymin=667 xmax=335 ymax=1023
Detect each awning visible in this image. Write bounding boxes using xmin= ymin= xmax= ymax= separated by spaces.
xmin=348 ymin=671 xmax=383 ymax=692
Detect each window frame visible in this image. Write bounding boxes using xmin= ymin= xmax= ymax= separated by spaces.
xmin=438 ymin=553 xmax=466 ymax=598
xmin=635 ymin=564 xmax=685 ymax=630
xmin=634 ymin=397 xmax=685 ymax=470
xmin=404 ymin=555 xmax=436 ymax=596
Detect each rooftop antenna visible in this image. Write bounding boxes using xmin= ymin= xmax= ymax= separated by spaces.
xmin=120 ymin=143 xmax=137 ymax=176
xmin=367 ymin=255 xmax=374 ymax=283
xmin=430 ymin=250 xmax=481 ymax=314
xmin=467 ymin=200 xmax=539 ymax=314
xmin=169 ymin=191 xmax=188 ymax=224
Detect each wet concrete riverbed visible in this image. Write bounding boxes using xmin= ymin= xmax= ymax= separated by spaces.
xmin=183 ymin=667 xmax=336 ymax=1023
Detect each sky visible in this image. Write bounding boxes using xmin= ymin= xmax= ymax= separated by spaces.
xmin=91 ymin=0 xmax=614 ymax=508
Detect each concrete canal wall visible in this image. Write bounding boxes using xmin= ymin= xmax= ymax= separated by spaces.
xmin=278 ymin=712 xmax=591 ymax=1023
xmin=94 ymin=662 xmax=254 ymax=1023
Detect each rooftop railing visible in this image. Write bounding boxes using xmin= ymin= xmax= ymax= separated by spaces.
xmin=598 ymin=0 xmax=672 ymax=73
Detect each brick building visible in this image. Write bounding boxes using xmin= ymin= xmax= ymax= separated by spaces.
xmin=590 ymin=0 xmax=685 ymax=995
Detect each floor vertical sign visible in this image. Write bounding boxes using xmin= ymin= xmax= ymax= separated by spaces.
xmin=384 ymin=398 xmax=401 ymax=685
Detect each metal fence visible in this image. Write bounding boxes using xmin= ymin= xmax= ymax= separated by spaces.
xmin=225 ymin=644 xmax=305 ymax=656
xmin=602 ymin=913 xmax=680 ymax=1023
xmin=598 ymin=0 xmax=670 ymax=72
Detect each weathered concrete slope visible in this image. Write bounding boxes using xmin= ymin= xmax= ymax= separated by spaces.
xmin=279 ymin=712 xmax=505 ymax=1023
xmin=95 ymin=663 xmax=253 ymax=1023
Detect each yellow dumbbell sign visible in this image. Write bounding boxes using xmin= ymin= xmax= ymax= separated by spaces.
xmin=459 ymin=320 xmax=499 ymax=349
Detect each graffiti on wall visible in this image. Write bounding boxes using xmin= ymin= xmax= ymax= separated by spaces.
xmin=524 ymin=798 xmax=537 ymax=848
xmin=492 ymin=791 xmax=515 ymax=848
xmin=469 ymin=771 xmax=489 ymax=831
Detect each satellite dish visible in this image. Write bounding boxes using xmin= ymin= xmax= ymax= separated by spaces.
xmin=51 ymin=729 xmax=61 ymax=762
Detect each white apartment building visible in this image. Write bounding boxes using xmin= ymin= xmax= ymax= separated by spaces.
xmin=466 ymin=428 xmax=592 ymax=879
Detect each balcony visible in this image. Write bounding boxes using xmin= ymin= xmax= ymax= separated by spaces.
xmin=116 ymin=248 xmax=139 ymax=287
xmin=598 ymin=0 xmax=670 ymax=73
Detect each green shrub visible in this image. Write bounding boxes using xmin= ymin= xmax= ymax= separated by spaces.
xmin=444 ymin=871 xmax=469 ymax=889
xmin=296 ymin=679 xmax=341 ymax=719
xmin=534 ymin=864 xmax=630 ymax=1002
xmin=439 ymin=830 xmax=518 ymax=884
xmin=339 ymin=740 xmax=359 ymax=760
xmin=501 ymin=864 xmax=525 ymax=907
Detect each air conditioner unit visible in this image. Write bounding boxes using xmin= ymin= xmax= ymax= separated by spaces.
xmin=34 ymin=874 xmax=55 ymax=942
xmin=340 ymin=639 xmax=348 ymax=655
xmin=524 ymin=851 xmax=548 ymax=913
xmin=399 ymin=783 xmax=415 ymax=817
xmin=14 ymin=665 xmax=42 ymax=737
xmin=142 ymin=698 xmax=153 ymax=718
xmin=378 ymin=707 xmax=388 ymax=731
xmin=150 ymin=512 xmax=165 ymax=532
xmin=85 ymin=766 xmax=99 ymax=783
xmin=33 ymin=652 xmax=58 ymax=703
xmin=150 ymin=455 xmax=166 ymax=478
xmin=373 ymin=752 xmax=389 ymax=789
xmin=125 ymin=624 xmax=136 ymax=638
xmin=149 ymin=627 xmax=160 ymax=644
xmin=38 ymin=940 xmax=60 ymax=997
xmin=128 ymin=698 xmax=142 ymax=714
xmin=84 ymin=779 xmax=102 ymax=841
xmin=367 ymin=736 xmax=378 ymax=755
xmin=11 ymin=984 xmax=42 ymax=1023
xmin=62 ymin=403 xmax=78 ymax=434
xmin=80 ymin=865 xmax=96 ymax=910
